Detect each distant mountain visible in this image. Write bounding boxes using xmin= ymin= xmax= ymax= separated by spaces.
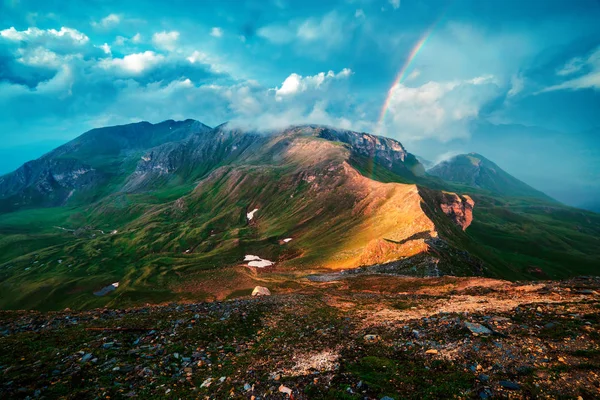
xmin=428 ymin=153 xmax=554 ymax=201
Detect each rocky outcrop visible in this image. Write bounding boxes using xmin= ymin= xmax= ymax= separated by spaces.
xmin=0 ymin=157 xmax=104 ymax=209
xmin=307 ymin=126 xmax=425 ymax=177
xmin=123 ymin=127 xmax=261 ymax=192
xmin=439 ymin=192 xmax=475 ymax=230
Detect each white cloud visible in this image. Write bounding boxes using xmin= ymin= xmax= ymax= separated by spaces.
xmin=297 ymin=11 xmax=345 ymax=46
xmin=355 ymin=9 xmax=365 ymax=19
xmin=405 ymin=69 xmax=420 ymax=82
xmin=115 ymin=33 xmax=142 ymax=46
xmin=381 ymin=75 xmax=500 ymax=142
xmin=541 ymin=47 xmax=600 ymax=92
xmin=98 ymin=43 xmax=111 ymax=55
xmin=187 ymin=50 xmax=209 ymax=64
xmin=210 ymin=27 xmax=223 ymax=38
xmin=389 ymin=0 xmax=400 ymax=9
xmin=152 ymin=30 xmax=180 ymax=51
xmin=0 ymin=26 xmax=89 ymax=44
xmin=91 ymin=14 xmax=121 ymax=29
xmin=16 ymin=47 xmax=63 ymax=67
xmin=258 ymin=11 xmax=350 ymax=49
xmin=507 ymin=73 xmax=524 ymax=97
xmin=274 ymin=68 xmax=352 ymax=100
xmin=100 ymin=51 xmax=164 ymax=74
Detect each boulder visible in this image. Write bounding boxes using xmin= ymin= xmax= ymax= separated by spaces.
xmin=252 ymin=286 xmax=271 ymax=296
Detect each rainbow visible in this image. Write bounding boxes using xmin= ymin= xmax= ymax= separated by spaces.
xmin=376 ymin=21 xmax=440 ymax=132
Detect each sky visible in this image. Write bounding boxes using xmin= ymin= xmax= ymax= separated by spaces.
xmin=0 ymin=0 xmax=599 ymax=209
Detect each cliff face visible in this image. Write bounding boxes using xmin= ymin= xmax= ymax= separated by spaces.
xmin=0 ymin=157 xmax=104 ymax=208
xmin=313 ymin=126 xmax=426 ymax=177
xmin=439 ymin=192 xmax=475 ymax=231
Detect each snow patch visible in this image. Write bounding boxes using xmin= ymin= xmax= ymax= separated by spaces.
xmin=246 ymin=208 xmax=259 ymax=221
xmin=244 ymin=255 xmax=274 ymax=268
xmin=282 ymin=238 xmax=293 ymax=243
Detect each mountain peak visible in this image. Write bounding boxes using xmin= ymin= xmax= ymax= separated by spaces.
xmin=429 ymin=153 xmax=553 ymax=200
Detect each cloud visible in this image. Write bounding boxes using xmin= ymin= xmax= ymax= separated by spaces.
xmin=297 ymin=11 xmax=345 ymax=45
xmin=405 ymin=69 xmax=420 ymax=82
xmin=389 ymin=0 xmax=400 ymax=10
xmin=355 ymin=9 xmax=365 ymax=19
xmin=100 ymin=51 xmax=164 ymax=74
xmin=91 ymin=14 xmax=121 ymax=29
xmin=381 ymin=75 xmax=501 ymax=142
xmin=0 ymin=26 xmax=89 ymax=46
xmin=98 ymin=43 xmax=111 ymax=55
xmin=152 ymin=31 xmax=180 ymax=51
xmin=210 ymin=27 xmax=223 ymax=38
xmin=258 ymin=11 xmax=351 ymax=50
xmin=0 ymin=25 xmax=102 ymax=88
xmin=541 ymin=47 xmax=600 ymax=92
xmin=507 ymin=73 xmax=524 ymax=97
xmin=256 ymin=25 xmax=295 ymax=44
xmin=273 ymin=68 xmax=352 ymax=100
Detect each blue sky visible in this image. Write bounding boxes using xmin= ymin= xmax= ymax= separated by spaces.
xmin=0 ymin=0 xmax=599 ymax=208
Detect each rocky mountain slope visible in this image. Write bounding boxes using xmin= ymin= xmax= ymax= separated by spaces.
xmin=0 ymin=121 xmax=598 ymax=310
xmin=428 ymin=153 xmax=554 ymax=201
xmin=1 ymin=276 xmax=599 ymax=399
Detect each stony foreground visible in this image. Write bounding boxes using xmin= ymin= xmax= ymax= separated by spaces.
xmin=1 ymin=276 xmax=599 ymax=399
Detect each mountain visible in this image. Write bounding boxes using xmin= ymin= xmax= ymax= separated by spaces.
xmin=428 ymin=153 xmax=554 ymax=201
xmin=0 ymin=120 xmax=598 ymax=310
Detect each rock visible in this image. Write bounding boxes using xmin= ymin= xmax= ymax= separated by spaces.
xmin=200 ymin=378 xmax=213 ymax=388
xmin=269 ymin=372 xmax=281 ymax=381
xmin=244 ymin=383 xmax=252 ymax=391
xmin=80 ymin=353 xmax=93 ymax=363
xmin=464 ymin=321 xmax=492 ymax=335
xmin=381 ymin=397 xmax=395 ymax=400
xmin=478 ymin=374 xmax=489 ymax=382
xmin=364 ymin=334 xmax=380 ymax=342
xmin=425 ymin=349 xmax=438 ymax=355
xmin=279 ymin=385 xmax=292 ymax=396
xmin=499 ymin=380 xmax=520 ymax=390
xmin=251 ymin=286 xmax=271 ymax=296
xmin=439 ymin=192 xmax=475 ymax=230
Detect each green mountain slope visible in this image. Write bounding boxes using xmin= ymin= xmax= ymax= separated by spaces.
xmin=0 ymin=121 xmax=598 ymax=310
